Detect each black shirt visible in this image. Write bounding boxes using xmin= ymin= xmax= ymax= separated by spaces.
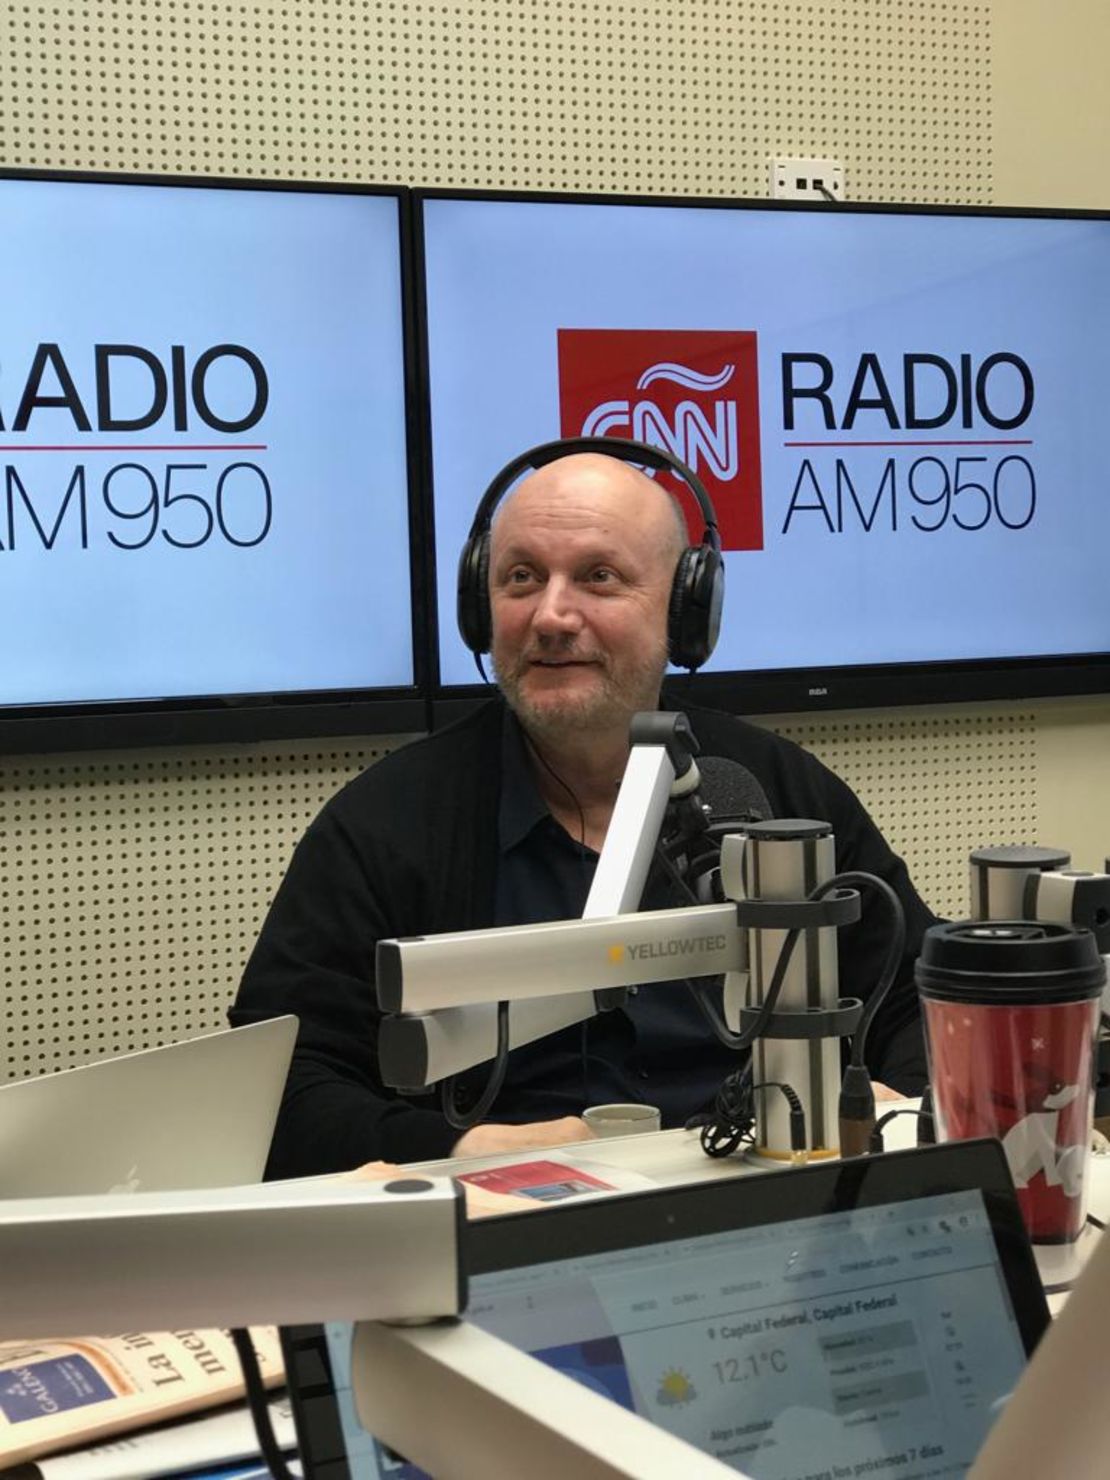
xmin=489 ymin=712 xmax=749 ymax=1127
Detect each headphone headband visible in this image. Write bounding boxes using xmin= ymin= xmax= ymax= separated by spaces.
xmin=464 ymin=436 xmax=721 ymax=552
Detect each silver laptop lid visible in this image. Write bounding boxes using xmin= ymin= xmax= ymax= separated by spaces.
xmin=0 ymin=1016 xmax=297 ymax=1196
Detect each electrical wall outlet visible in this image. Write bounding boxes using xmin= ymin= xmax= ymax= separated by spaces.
xmin=770 ymin=157 xmax=845 ymax=201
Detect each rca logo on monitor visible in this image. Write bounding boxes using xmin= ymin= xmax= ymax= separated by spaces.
xmin=557 ymin=328 xmax=764 ymax=551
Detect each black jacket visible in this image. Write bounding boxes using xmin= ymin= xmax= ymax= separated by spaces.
xmin=231 ymin=698 xmax=936 ymax=1176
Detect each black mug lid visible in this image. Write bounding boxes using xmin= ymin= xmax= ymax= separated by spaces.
xmin=916 ymin=919 xmax=1106 ymax=1004
xmin=969 ymin=844 xmax=1070 ymax=871
xmin=739 ymin=818 xmax=831 ymax=841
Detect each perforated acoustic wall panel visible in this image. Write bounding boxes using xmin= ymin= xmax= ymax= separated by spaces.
xmin=0 ymin=0 xmax=991 ymax=202
xmin=771 ymin=708 xmax=1040 ymax=923
xmin=0 ymin=0 xmax=1013 ymax=1081
xmin=1 ymin=739 xmax=412 ymax=1078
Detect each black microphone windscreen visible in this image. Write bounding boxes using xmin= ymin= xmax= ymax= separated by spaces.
xmin=698 ymin=756 xmax=771 ymax=824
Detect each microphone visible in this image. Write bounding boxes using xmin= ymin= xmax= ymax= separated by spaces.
xmin=661 ymin=756 xmax=770 ymax=903
xmin=697 ymin=756 xmax=771 ymax=826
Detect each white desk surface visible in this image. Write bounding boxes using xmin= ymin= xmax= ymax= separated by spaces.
xmin=409 ymin=1100 xmax=1110 ymax=1306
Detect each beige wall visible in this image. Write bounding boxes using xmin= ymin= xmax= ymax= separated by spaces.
xmin=993 ymin=0 xmax=1110 ymax=871
xmin=1036 ymin=698 xmax=1110 ymax=872
xmin=994 ymin=0 xmax=1110 ymax=208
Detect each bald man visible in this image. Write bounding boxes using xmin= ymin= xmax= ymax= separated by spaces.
xmin=488 ymin=454 xmax=684 ymax=851
xmin=232 ymin=454 xmax=934 ymax=1176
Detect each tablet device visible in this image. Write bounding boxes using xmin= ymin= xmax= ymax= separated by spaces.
xmin=283 ymin=1139 xmax=1048 ymax=1479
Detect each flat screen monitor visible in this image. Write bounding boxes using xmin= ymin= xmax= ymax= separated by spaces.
xmin=419 ymin=190 xmax=1110 ymax=716
xmin=282 ymin=1142 xmax=1049 ymax=1479
xmin=0 ymin=171 xmax=423 ymax=750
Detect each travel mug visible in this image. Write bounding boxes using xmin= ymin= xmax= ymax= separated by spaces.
xmin=916 ymin=920 xmax=1105 ymax=1243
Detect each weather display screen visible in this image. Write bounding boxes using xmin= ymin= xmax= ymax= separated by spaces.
xmin=322 ymin=1187 xmax=1027 ymax=1478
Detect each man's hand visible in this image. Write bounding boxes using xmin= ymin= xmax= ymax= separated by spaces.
xmin=451 ymin=1115 xmax=595 ymax=1160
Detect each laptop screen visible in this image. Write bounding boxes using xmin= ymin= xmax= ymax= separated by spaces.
xmin=285 ymin=1143 xmax=1048 ymax=1479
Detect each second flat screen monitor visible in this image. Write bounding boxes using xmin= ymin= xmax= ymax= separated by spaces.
xmin=421 ymin=193 xmax=1110 ymax=711
xmin=0 ymin=174 xmax=415 ymax=734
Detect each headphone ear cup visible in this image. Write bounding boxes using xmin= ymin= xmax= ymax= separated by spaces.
xmin=667 ymin=548 xmax=698 ymax=668
xmin=456 ymin=531 xmax=492 ymax=654
xmin=668 ymin=543 xmax=725 ymax=670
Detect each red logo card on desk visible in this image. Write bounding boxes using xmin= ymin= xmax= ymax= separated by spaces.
xmin=458 ymin=1159 xmax=618 ymax=1204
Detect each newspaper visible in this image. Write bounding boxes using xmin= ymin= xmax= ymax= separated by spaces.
xmin=0 ymin=1327 xmax=283 ymax=1469
xmin=24 ymin=1396 xmax=295 ymax=1480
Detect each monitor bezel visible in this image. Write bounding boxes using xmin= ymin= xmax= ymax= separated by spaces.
xmin=462 ymin=1140 xmax=1049 ymax=1353
xmin=0 ymin=166 xmax=430 ymax=753
xmin=414 ymin=185 xmax=1110 ymax=722
xmin=281 ymin=1140 xmax=1049 ymax=1478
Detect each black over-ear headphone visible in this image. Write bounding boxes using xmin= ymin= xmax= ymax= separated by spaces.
xmin=456 ymin=436 xmax=725 ymax=671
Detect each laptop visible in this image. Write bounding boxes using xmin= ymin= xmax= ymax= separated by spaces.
xmin=283 ymin=1139 xmax=1049 ymax=1479
xmin=0 ymin=1017 xmax=297 ymax=1197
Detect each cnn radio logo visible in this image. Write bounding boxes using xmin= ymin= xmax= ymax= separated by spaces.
xmin=557 ymin=329 xmax=764 ymax=551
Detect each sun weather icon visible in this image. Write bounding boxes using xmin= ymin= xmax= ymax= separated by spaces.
xmin=656 ymin=1367 xmax=698 ymax=1406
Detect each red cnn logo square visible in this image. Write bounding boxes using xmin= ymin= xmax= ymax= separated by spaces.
xmin=557 ymin=329 xmax=763 ymax=551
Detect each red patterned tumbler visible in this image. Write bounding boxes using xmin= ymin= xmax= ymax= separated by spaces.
xmin=917 ymin=920 xmax=1105 ymax=1244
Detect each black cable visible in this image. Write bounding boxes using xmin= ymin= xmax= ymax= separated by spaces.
xmin=769 ymin=1079 xmax=808 ymax=1156
xmin=809 ymin=871 xmax=905 ymax=1069
xmin=701 ymin=1074 xmax=807 ymax=1160
xmin=524 ymin=733 xmax=589 ymax=848
xmin=692 ymin=927 xmax=805 ymax=1051
xmin=652 ymin=832 xmax=807 ymax=1053
xmin=440 ymin=736 xmax=599 ymax=1131
xmin=661 ymin=839 xmax=904 ymax=1160
xmin=814 ymin=182 xmax=839 ymax=202
xmin=868 ymin=1106 xmax=933 ymax=1155
xmin=579 ymin=1016 xmax=591 ymax=1107
xmin=652 ymin=831 xmax=704 ymax=903
xmin=522 ymin=737 xmax=604 ymax=1097
xmin=811 ymin=871 xmax=901 ymax=1155
xmin=700 ymin=864 xmax=902 ymax=1158
xmin=695 ymin=1059 xmax=753 ymax=1156
xmin=231 ymin=1327 xmax=296 ymax=1480
xmin=917 ymin=1082 xmax=936 ymax=1145
xmin=527 ymin=733 xmax=607 ymax=1101
xmin=654 ymin=847 xmax=904 ymax=1067
xmin=441 ymin=998 xmax=511 ymax=1130
xmin=655 ymin=807 xmax=733 ymax=904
